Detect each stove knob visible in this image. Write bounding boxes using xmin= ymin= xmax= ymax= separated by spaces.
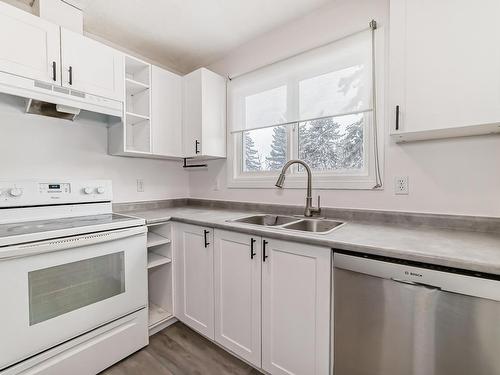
xmin=83 ymin=187 xmax=94 ymax=195
xmin=9 ymin=188 xmax=22 ymax=197
xmin=96 ymin=186 xmax=105 ymax=194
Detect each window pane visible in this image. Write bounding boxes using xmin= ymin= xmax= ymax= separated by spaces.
xmin=298 ymin=114 xmax=364 ymax=171
xmin=245 ymin=86 xmax=287 ymax=130
xmin=243 ymin=125 xmax=288 ymax=172
xmin=299 ymin=65 xmax=368 ymax=120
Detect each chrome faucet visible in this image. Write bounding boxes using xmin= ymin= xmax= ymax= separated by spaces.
xmin=275 ymin=160 xmax=321 ymax=217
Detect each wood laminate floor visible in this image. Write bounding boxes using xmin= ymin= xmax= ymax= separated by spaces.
xmin=101 ymin=322 xmax=263 ymax=375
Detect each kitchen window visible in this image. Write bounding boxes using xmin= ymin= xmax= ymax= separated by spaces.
xmin=228 ymin=26 xmax=383 ymax=189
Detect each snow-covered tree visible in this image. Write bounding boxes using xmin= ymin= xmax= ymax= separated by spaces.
xmin=243 ymin=132 xmax=262 ymax=171
xmin=266 ymin=126 xmax=287 ymax=170
xmin=341 ymin=118 xmax=364 ymax=169
xmin=299 ymin=117 xmax=343 ymax=170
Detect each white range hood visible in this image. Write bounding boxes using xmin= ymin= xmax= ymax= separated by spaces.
xmin=0 ymin=71 xmax=123 ymax=120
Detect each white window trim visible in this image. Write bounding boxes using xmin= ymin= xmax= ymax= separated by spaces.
xmin=226 ymin=26 xmax=386 ymax=190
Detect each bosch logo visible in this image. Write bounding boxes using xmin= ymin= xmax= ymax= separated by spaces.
xmin=405 ymin=271 xmax=423 ymax=278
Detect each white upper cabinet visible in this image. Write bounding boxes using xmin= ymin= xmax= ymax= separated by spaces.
xmin=183 ymin=68 xmax=226 ymax=158
xmin=0 ymin=2 xmax=61 ymax=85
xmin=151 ymin=66 xmax=183 ymax=157
xmin=390 ymin=0 xmax=500 ymax=136
xmin=60 ymin=28 xmax=124 ymax=101
xmin=214 ymin=230 xmax=261 ymax=367
xmin=261 ymin=238 xmax=331 ymax=375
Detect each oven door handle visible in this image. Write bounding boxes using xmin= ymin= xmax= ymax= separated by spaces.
xmin=0 ymin=226 xmax=147 ymax=260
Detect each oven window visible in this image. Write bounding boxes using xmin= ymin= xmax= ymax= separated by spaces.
xmin=28 ymin=252 xmax=125 ymax=325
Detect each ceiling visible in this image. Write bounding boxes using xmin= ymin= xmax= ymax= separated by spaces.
xmin=8 ymin=0 xmax=333 ymax=73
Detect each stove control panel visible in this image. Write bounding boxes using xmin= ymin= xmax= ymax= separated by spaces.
xmin=0 ymin=180 xmax=112 ymax=207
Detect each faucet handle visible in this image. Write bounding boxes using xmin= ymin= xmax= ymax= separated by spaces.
xmin=317 ymin=195 xmax=321 ymax=212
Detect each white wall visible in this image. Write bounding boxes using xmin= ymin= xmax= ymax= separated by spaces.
xmin=0 ymin=94 xmax=189 ymax=203
xmin=189 ymin=0 xmax=500 ymax=217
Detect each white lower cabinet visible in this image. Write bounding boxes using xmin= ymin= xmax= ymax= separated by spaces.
xmin=175 ymin=224 xmax=332 ymax=374
xmin=174 ymin=223 xmax=214 ymax=339
xmin=214 ymin=230 xmax=262 ymax=367
xmin=261 ymin=238 xmax=331 ymax=375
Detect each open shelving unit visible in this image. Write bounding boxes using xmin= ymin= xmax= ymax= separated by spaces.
xmin=146 ymin=222 xmax=175 ymax=335
xmin=124 ymin=55 xmax=151 ymax=154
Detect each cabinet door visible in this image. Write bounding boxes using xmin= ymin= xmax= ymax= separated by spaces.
xmin=60 ymin=28 xmax=124 ymax=101
xmin=182 ymin=69 xmax=203 ymax=157
xmin=0 ymin=2 xmax=60 ymax=84
xmin=214 ymin=230 xmax=261 ymax=367
xmin=390 ymin=0 xmax=500 ymax=133
xmin=262 ymin=238 xmax=331 ymax=375
xmin=174 ymin=223 xmax=214 ymax=339
xmin=200 ymin=69 xmax=226 ymax=158
xmin=151 ymin=66 xmax=182 ymax=157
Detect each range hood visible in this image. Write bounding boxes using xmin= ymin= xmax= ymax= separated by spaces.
xmin=0 ymin=71 xmax=123 ymax=121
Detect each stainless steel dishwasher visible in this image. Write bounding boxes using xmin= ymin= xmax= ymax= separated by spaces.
xmin=333 ymin=250 xmax=500 ymax=375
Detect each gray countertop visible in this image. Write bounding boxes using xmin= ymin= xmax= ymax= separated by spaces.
xmin=123 ymin=206 xmax=500 ymax=275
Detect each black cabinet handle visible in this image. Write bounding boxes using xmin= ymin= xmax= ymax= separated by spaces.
xmin=204 ymin=230 xmax=210 ymax=248
xmin=195 ymin=140 xmax=200 ymax=154
xmin=52 ymin=61 xmax=57 ymax=81
xmin=68 ymin=66 xmax=73 ymax=85
xmin=262 ymin=240 xmax=268 ymax=262
xmin=395 ymin=105 xmax=400 ymax=131
xmin=250 ymin=238 xmax=256 ymax=259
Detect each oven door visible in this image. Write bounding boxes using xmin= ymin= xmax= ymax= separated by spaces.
xmin=0 ymin=226 xmax=147 ymax=371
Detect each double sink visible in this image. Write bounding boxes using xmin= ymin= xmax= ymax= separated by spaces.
xmin=229 ymin=214 xmax=344 ymax=235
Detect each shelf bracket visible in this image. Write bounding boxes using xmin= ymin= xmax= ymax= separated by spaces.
xmin=182 ymin=158 xmax=208 ymax=169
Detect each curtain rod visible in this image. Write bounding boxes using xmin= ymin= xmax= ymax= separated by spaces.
xmin=227 ymin=20 xmax=377 ymax=81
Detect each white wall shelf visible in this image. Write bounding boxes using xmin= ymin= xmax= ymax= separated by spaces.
xmin=391 ymin=122 xmax=500 ymax=143
xmin=147 ymin=252 xmax=172 ymax=269
xmin=126 ymin=78 xmax=149 ymax=96
xmin=126 ymin=112 xmax=150 ymax=125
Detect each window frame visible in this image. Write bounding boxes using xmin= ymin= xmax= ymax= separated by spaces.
xmin=228 ymin=113 xmax=379 ymax=190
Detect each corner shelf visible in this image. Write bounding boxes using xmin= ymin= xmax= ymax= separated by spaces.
xmin=148 ymin=303 xmax=173 ymax=329
xmin=126 ymin=112 xmax=150 ymax=125
xmin=126 ymin=78 xmax=150 ymax=96
xmin=147 ymin=232 xmax=171 ymax=248
xmin=391 ymin=121 xmax=500 ymax=143
xmin=147 ymin=252 xmax=172 ymax=269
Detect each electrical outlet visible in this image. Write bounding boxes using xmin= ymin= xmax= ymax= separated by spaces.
xmin=137 ymin=179 xmax=144 ymax=192
xmin=395 ymin=176 xmax=409 ymax=195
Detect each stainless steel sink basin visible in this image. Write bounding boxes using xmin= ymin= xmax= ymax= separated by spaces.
xmin=281 ymin=219 xmax=344 ymax=233
xmin=232 ymin=214 xmax=300 ymax=226
xmin=229 ymin=214 xmax=345 ymax=234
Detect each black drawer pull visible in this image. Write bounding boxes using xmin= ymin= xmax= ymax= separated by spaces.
xmin=395 ymin=105 xmax=400 ymax=131
xmin=204 ymin=230 xmax=210 ymax=248
xmin=52 ymin=61 xmax=57 ymax=81
xmin=263 ymin=240 xmax=268 ymax=262
xmin=250 ymin=238 xmax=256 ymax=259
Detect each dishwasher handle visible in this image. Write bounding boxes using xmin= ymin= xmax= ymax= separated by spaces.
xmin=391 ymin=277 xmax=441 ymax=291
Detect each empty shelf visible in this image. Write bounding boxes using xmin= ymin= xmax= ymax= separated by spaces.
xmin=147 ymin=232 xmax=171 ymax=248
xmin=126 ymin=78 xmax=149 ymax=96
xmin=149 ymin=303 xmax=173 ymax=328
xmin=147 ymin=252 xmax=172 ymax=269
xmin=126 ymin=112 xmax=150 ymax=125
